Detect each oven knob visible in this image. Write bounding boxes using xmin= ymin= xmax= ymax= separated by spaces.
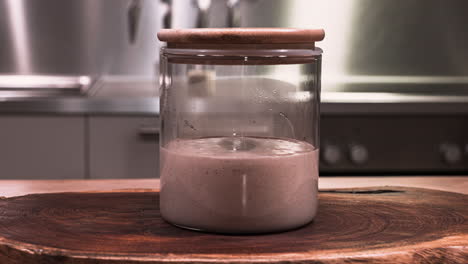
xmin=349 ymin=144 xmax=368 ymax=164
xmin=322 ymin=144 xmax=342 ymax=165
xmin=440 ymin=143 xmax=461 ymax=164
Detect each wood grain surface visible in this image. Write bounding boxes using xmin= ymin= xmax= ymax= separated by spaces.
xmin=1 ymin=177 xmax=467 ymax=198
xmin=0 ymin=187 xmax=466 ymax=264
xmin=157 ymin=28 xmax=325 ymax=44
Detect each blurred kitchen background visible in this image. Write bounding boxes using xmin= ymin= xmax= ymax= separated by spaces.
xmin=0 ymin=0 xmax=467 ymax=179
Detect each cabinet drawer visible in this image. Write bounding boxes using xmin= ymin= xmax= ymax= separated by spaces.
xmin=89 ymin=116 xmax=159 ymax=179
xmin=0 ymin=116 xmax=85 ymax=179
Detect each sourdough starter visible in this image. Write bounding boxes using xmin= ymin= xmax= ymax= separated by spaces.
xmin=160 ymin=137 xmax=319 ymax=234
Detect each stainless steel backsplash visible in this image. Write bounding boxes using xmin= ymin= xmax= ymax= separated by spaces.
xmin=0 ymin=0 xmax=162 ymax=77
xmin=2 ymin=0 xmax=467 ymax=93
xmin=237 ymin=0 xmax=468 ymax=93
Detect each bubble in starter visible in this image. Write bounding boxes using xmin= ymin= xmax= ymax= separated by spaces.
xmin=219 ymin=137 xmax=257 ymax=152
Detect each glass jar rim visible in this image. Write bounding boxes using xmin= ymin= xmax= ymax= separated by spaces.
xmin=161 ymin=47 xmax=322 ymax=65
xmin=163 ymin=47 xmax=322 ymax=56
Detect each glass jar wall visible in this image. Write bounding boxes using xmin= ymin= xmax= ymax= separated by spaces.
xmin=158 ymin=28 xmax=324 ymax=234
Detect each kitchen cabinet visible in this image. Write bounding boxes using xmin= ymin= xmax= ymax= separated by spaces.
xmin=89 ymin=116 xmax=159 ymax=179
xmin=0 ymin=116 xmax=86 ymax=179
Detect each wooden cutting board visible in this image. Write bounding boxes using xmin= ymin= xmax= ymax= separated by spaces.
xmin=0 ymin=187 xmax=466 ymax=264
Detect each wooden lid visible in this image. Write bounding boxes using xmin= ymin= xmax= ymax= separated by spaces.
xmin=157 ymin=28 xmax=325 ymax=46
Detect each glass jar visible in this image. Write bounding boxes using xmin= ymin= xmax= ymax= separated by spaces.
xmin=158 ymin=28 xmax=324 ymax=234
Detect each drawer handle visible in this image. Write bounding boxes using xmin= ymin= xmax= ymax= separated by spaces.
xmin=138 ymin=126 xmax=160 ymax=141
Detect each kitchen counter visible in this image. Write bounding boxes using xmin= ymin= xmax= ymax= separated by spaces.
xmin=0 ymin=176 xmax=466 ymax=197
xmin=0 ymin=78 xmax=160 ymax=115
xmin=2 ymin=77 xmax=468 ymax=116
xmin=0 ymin=97 xmax=159 ymax=115
xmin=2 ymin=96 xmax=468 ymax=115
